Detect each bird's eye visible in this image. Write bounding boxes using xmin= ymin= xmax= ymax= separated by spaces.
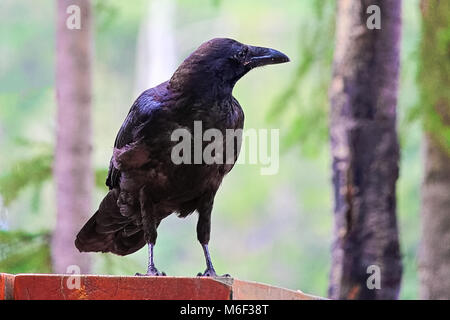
xmin=234 ymin=47 xmax=248 ymax=60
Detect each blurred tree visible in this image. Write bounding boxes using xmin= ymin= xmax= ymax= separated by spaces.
xmin=418 ymin=0 xmax=450 ymax=300
xmin=134 ymin=0 xmax=176 ymax=94
xmin=328 ymin=0 xmax=403 ymax=299
xmin=52 ymin=0 xmax=93 ymax=273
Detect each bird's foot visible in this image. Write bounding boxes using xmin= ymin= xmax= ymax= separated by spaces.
xmin=197 ymin=268 xmax=230 ymax=278
xmin=135 ymin=266 xmax=166 ymax=276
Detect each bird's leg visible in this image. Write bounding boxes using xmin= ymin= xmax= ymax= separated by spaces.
xmin=196 ymin=206 xmax=230 ymax=277
xmin=135 ymin=234 xmax=166 ymax=277
xmin=196 ymin=243 xmax=217 ymax=277
xmin=135 ymin=187 xmax=166 ymax=276
xmin=135 ymin=242 xmax=166 ymax=276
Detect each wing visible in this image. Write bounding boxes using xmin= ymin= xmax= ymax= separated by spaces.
xmin=105 ymin=108 xmax=137 ymax=189
xmin=106 ymin=85 xmax=166 ymax=189
xmin=221 ymin=96 xmax=245 ymax=175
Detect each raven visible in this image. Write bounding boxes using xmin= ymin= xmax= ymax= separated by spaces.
xmin=75 ymin=38 xmax=289 ymax=277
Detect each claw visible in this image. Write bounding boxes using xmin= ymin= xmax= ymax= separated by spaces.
xmin=197 ymin=244 xmax=230 ymax=278
xmin=197 ymin=268 xmax=230 ymax=278
xmin=135 ymin=267 xmax=166 ymax=277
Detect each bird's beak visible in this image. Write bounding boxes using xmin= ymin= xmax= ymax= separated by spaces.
xmin=245 ymin=46 xmax=290 ymax=69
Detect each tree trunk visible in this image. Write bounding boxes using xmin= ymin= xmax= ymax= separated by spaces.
xmin=418 ymin=0 xmax=450 ymax=300
xmin=328 ymin=0 xmax=403 ymax=299
xmin=52 ymin=0 xmax=93 ymax=274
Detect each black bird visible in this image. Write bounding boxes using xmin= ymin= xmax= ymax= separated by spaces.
xmin=75 ymin=38 xmax=289 ymax=277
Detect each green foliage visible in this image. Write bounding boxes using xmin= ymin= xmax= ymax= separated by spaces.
xmin=95 ymin=168 xmax=109 ymax=190
xmin=0 ymin=139 xmax=109 ymax=206
xmin=268 ymin=0 xmax=335 ymax=157
xmin=416 ymin=0 xmax=450 ymax=153
xmin=0 ymin=230 xmax=52 ymax=273
xmin=93 ymin=0 xmax=120 ymax=32
xmin=0 ymin=149 xmax=52 ymax=206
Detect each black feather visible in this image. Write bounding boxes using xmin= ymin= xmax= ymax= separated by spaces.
xmin=76 ymin=38 xmax=289 ymax=261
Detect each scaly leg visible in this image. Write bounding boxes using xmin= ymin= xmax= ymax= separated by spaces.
xmin=196 ymin=201 xmax=230 ymax=277
xmin=135 ymin=187 xmax=166 ymax=276
xmin=136 ymin=242 xmax=166 ymax=276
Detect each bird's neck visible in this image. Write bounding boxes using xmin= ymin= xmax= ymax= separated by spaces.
xmin=168 ymin=69 xmax=235 ymax=103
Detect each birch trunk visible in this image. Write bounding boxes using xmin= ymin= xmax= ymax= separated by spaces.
xmin=52 ymin=0 xmax=93 ymax=273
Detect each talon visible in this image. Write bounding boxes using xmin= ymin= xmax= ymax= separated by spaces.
xmin=135 ymin=268 xmax=166 ymax=276
xmin=197 ymin=268 xmax=230 ymax=278
xmin=197 ymin=269 xmax=216 ymax=277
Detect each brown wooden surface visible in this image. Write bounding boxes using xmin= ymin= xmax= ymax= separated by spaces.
xmin=231 ymin=279 xmax=320 ymax=300
xmin=0 ymin=273 xmax=14 ymax=300
xmin=1 ymin=273 xmax=321 ymax=300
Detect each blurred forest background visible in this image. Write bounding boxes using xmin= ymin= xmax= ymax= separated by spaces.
xmin=0 ymin=0 xmax=440 ymax=299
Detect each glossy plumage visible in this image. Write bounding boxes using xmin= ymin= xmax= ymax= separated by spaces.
xmin=75 ymin=38 xmax=289 ymax=276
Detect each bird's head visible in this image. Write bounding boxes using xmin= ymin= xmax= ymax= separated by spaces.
xmin=169 ymin=38 xmax=290 ymax=100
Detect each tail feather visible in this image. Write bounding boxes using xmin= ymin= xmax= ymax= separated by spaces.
xmin=75 ymin=189 xmax=146 ymax=256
